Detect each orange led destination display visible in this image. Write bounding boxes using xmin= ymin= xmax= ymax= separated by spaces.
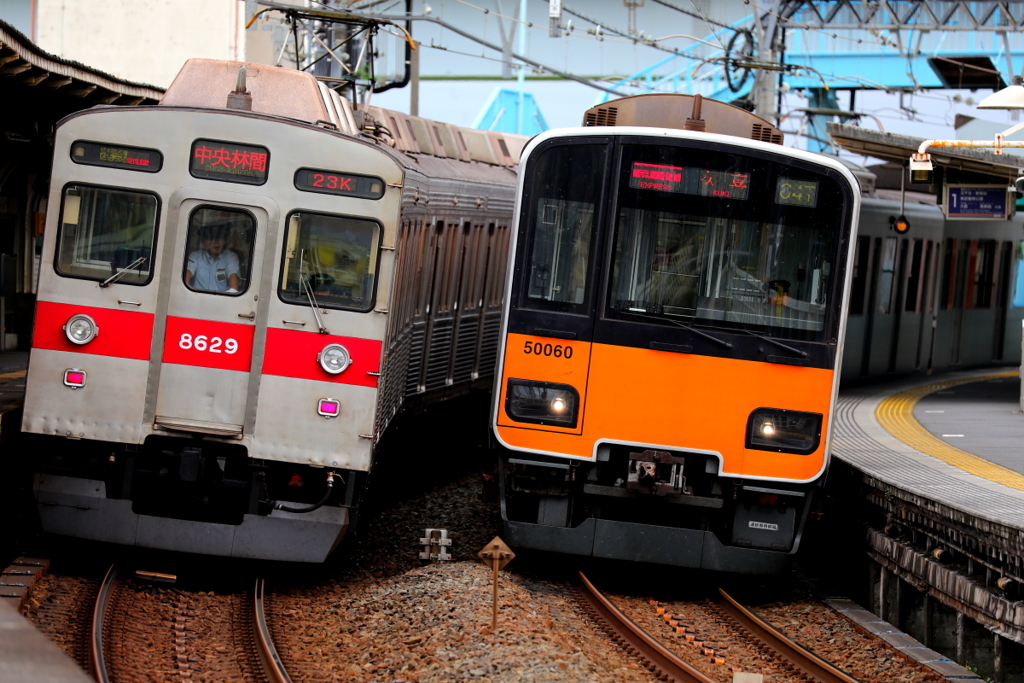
xmin=629 ymin=162 xmax=749 ymax=199
xmin=190 ymin=139 xmax=269 ymax=185
xmin=294 ymin=167 xmax=385 ymax=200
xmin=71 ymin=141 xmax=162 ymax=173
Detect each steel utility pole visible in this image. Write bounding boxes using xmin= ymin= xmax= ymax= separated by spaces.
xmin=752 ymin=0 xmax=782 ymax=123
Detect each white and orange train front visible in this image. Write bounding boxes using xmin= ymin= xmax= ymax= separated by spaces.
xmin=21 ymin=95 xmax=402 ymax=561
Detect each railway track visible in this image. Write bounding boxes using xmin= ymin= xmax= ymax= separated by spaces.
xmin=577 ymin=571 xmax=861 ymax=683
xmin=90 ymin=565 xmax=292 ymax=683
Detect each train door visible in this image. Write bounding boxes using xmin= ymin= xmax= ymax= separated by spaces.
xmin=150 ymin=195 xmax=274 ymax=436
xmin=886 ymin=239 xmax=909 ymax=372
xmin=915 ymin=241 xmax=937 ymax=370
xmin=949 ymin=240 xmax=971 ymax=365
xmin=993 ymin=241 xmax=1014 ymax=360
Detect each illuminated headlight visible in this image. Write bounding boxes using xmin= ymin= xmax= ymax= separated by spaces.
xmin=505 ymin=379 xmax=579 ymax=428
xmin=317 ymin=343 xmax=352 ymax=374
xmin=63 ymin=314 xmax=98 ymax=345
xmin=746 ymin=408 xmax=822 ymax=455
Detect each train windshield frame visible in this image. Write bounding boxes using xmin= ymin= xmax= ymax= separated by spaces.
xmin=605 ymin=139 xmax=853 ymax=343
xmin=54 ymin=182 xmax=160 ymax=286
xmin=278 ymin=210 xmax=383 ymax=313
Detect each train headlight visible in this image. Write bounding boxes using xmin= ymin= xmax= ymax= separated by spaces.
xmin=317 ymin=343 xmax=352 ymax=374
xmin=63 ymin=314 xmax=98 ymax=345
xmin=746 ymin=408 xmax=822 ymax=455
xmin=505 ymin=379 xmax=580 ymax=428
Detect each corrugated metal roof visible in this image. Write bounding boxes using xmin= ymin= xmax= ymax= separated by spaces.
xmin=0 ymin=18 xmax=163 ymax=105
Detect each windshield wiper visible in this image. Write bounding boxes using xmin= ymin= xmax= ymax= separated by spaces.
xmin=619 ymin=310 xmax=733 ymax=349
xmin=299 ymin=249 xmax=329 ymax=334
xmin=741 ymin=328 xmax=807 ymax=358
xmin=100 ymin=257 xmax=147 ymax=288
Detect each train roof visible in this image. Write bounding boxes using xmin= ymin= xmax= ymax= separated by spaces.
xmin=159 ymin=58 xmax=526 ymax=179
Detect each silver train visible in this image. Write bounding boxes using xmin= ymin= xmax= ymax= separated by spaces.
xmin=22 ymin=58 xmax=523 ymax=561
xmin=840 ymin=173 xmax=1024 ymax=381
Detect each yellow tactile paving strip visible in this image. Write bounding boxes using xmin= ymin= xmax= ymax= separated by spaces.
xmin=0 ymin=370 xmax=26 ymax=382
xmin=875 ymin=371 xmax=1024 ymax=491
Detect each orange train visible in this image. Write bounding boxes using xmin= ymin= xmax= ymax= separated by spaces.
xmin=490 ymin=94 xmax=861 ymax=573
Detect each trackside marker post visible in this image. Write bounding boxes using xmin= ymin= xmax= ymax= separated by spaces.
xmin=477 ymin=536 xmax=515 ymax=630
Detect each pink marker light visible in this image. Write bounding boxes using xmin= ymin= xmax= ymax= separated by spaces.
xmin=317 ymin=398 xmax=340 ymax=418
xmin=63 ymin=369 xmax=86 ymax=388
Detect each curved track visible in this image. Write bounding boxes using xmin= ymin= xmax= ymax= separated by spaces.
xmin=577 ymin=571 xmax=717 ymax=683
xmin=254 ymin=577 xmax=293 ymax=683
xmin=715 ymin=588 xmax=860 ymax=683
xmin=578 ymin=571 xmax=862 ymax=683
xmin=90 ymin=565 xmax=292 ymax=683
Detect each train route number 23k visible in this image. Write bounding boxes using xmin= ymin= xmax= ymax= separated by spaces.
xmin=523 ymin=341 xmax=573 ymax=359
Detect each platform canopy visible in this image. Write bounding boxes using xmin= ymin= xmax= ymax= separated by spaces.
xmin=0 ymin=20 xmax=162 ymax=109
xmin=827 ymin=122 xmax=1024 ymax=184
xmin=0 ymin=20 xmax=164 ymax=350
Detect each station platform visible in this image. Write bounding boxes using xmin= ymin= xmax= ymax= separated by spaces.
xmin=833 ymin=367 xmax=1024 ymax=532
xmin=831 ymin=365 xmax=1024 ymax=670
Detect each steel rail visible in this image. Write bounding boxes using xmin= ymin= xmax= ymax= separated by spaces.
xmin=717 ymin=588 xmax=861 ymax=683
xmin=254 ymin=578 xmax=293 ymax=683
xmin=89 ymin=564 xmax=118 ymax=683
xmin=577 ymin=571 xmax=716 ymax=683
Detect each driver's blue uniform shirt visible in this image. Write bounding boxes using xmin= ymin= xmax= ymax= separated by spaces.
xmin=187 ymin=249 xmax=240 ymax=292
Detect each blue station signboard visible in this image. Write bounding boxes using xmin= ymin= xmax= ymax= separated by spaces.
xmin=944 ymin=185 xmax=1012 ymax=219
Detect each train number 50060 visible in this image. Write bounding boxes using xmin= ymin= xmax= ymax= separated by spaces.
xmin=523 ymin=341 xmax=573 ymax=359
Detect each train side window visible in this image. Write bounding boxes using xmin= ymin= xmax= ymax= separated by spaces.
xmin=279 ymin=211 xmax=382 ymax=312
xmin=55 ymin=184 xmax=159 ymax=286
xmin=940 ymin=239 xmax=955 ymax=310
xmin=519 ymin=143 xmax=607 ymax=314
xmin=973 ymin=239 xmax=996 ymax=308
xmin=876 ymin=237 xmax=898 ymax=314
xmin=904 ymin=239 xmax=923 ymax=313
xmin=183 ymin=206 xmax=255 ymax=296
xmin=848 ymin=235 xmax=871 ymax=315
xmin=1014 ymin=241 xmax=1024 ymax=308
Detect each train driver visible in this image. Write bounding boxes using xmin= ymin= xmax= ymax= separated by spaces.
xmin=186 ymin=222 xmax=240 ymax=293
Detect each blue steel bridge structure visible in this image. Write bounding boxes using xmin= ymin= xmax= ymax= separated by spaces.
xmin=591 ymin=0 xmax=1024 ymax=151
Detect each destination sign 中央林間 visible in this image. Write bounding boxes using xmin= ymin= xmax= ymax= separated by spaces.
xmin=190 ymin=139 xmax=269 ymax=185
xmin=629 ymin=162 xmax=750 ymax=200
xmin=71 ymin=141 xmax=162 ymax=173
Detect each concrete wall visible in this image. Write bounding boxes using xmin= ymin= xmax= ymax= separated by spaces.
xmin=34 ymin=0 xmax=246 ymax=88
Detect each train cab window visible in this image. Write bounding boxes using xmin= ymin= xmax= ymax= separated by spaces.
xmin=607 ymin=143 xmax=847 ymax=340
xmin=279 ymin=211 xmax=381 ymax=312
xmin=55 ymin=184 xmax=158 ymax=285
xmin=518 ymin=142 xmax=607 ymax=314
xmin=183 ymin=207 xmax=255 ymax=296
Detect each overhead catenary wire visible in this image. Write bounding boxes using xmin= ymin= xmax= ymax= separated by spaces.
xmin=342 ymin=11 xmax=631 ymax=95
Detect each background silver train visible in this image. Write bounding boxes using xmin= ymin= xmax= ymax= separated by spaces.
xmin=841 ymin=164 xmax=1024 ymax=381
xmin=22 ymin=58 xmax=522 ymax=562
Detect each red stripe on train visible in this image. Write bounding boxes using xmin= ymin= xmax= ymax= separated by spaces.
xmin=32 ymin=300 xmax=154 ymax=360
xmin=262 ymin=327 xmax=381 ymax=388
xmin=161 ymin=316 xmax=255 ymax=372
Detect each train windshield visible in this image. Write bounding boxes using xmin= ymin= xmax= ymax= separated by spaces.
xmin=183 ymin=206 xmax=255 ymax=296
xmin=609 ymin=143 xmax=847 ymax=340
xmin=279 ymin=211 xmax=382 ymax=312
xmin=55 ymin=185 xmax=158 ymax=285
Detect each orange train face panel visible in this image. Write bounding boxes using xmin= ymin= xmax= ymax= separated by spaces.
xmin=496 ymin=333 xmax=592 ymax=435
xmin=497 ymin=340 xmax=833 ymax=482
xmin=490 ymin=109 xmax=861 ymax=572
